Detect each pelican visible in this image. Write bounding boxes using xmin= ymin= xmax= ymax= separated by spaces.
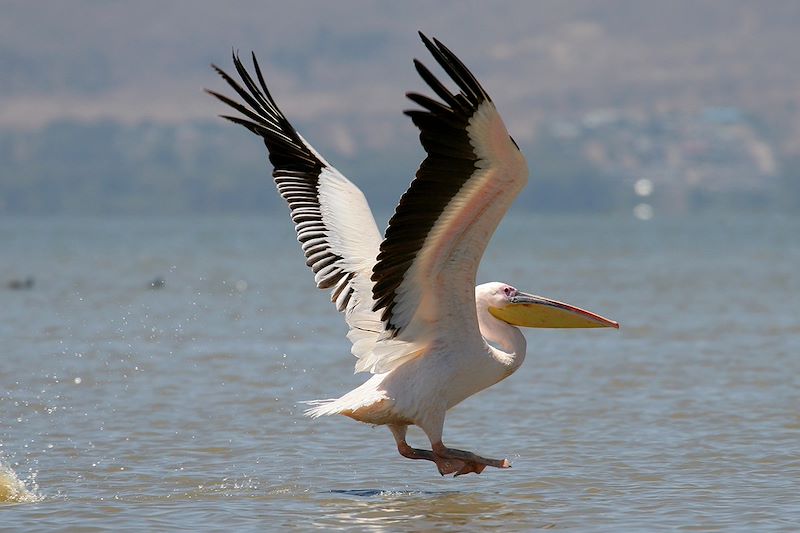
xmin=208 ymin=32 xmax=618 ymax=477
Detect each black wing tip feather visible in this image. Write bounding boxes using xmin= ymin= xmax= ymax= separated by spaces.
xmin=416 ymin=31 xmax=435 ymax=53
xmin=208 ymin=51 xmax=278 ymax=128
xmin=405 ymin=34 xmax=490 ymax=128
xmin=208 ymin=51 xmax=327 ymax=173
xmin=412 ymin=32 xmax=490 ymax=107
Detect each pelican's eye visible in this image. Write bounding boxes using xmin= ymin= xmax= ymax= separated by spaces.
xmin=503 ymin=286 xmax=515 ymax=298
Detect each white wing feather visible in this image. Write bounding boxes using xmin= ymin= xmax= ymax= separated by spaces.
xmin=209 ymin=55 xmax=418 ymax=372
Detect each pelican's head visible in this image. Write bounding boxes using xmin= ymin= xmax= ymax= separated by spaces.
xmin=478 ymin=282 xmax=619 ymax=329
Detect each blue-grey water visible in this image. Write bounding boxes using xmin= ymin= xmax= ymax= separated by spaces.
xmin=1 ymin=213 xmax=799 ymax=530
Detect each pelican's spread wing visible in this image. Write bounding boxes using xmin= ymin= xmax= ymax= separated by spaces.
xmin=362 ymin=33 xmax=529 ymax=373
xmin=207 ymin=53 xmax=387 ymax=360
xmin=209 ymin=34 xmax=528 ymax=376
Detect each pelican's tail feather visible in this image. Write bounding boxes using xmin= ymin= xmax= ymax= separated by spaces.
xmin=302 ymin=398 xmax=342 ymax=418
xmin=301 ymin=375 xmax=395 ymax=423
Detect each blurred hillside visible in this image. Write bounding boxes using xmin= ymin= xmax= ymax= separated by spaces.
xmin=1 ymin=0 xmax=799 ymax=215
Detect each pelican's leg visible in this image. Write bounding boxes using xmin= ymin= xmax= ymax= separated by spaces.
xmin=388 ymin=424 xmax=439 ymax=465
xmin=417 ymin=413 xmax=510 ymax=476
xmin=412 ymin=414 xmax=474 ymax=476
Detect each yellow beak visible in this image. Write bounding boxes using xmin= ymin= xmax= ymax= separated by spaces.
xmin=489 ymin=292 xmax=619 ymax=329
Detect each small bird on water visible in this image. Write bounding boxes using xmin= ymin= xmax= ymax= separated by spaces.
xmin=6 ymin=277 xmax=34 ymax=290
xmin=208 ymin=32 xmax=619 ymax=476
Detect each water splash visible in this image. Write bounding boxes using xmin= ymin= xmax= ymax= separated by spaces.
xmin=0 ymin=462 xmax=41 ymax=504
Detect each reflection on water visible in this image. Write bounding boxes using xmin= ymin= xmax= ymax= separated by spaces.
xmin=319 ymin=490 xmax=513 ymax=530
xmin=1 ymin=214 xmax=799 ymax=529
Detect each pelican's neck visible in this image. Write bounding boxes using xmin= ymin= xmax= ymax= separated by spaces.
xmin=476 ymin=304 xmax=527 ymax=372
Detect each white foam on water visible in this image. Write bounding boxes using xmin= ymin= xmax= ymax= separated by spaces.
xmin=0 ymin=461 xmax=41 ymax=504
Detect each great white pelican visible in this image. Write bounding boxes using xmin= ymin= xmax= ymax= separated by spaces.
xmin=208 ymin=32 xmax=619 ymax=476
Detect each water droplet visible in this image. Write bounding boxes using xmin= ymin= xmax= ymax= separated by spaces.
xmin=634 ymin=178 xmax=654 ymax=197
xmin=633 ymin=203 xmax=654 ymax=221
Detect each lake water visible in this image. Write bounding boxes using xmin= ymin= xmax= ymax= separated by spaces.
xmin=1 ymin=213 xmax=799 ymax=530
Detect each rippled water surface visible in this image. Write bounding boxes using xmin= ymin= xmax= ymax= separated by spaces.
xmin=2 ymin=214 xmax=799 ymax=530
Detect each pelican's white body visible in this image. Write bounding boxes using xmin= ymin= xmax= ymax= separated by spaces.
xmin=306 ymin=283 xmax=528 ymax=442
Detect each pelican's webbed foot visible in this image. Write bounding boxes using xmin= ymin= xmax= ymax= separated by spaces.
xmin=397 ymin=441 xmax=475 ymax=475
xmin=432 ymin=442 xmax=511 ymax=476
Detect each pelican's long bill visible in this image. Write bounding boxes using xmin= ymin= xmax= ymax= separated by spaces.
xmin=489 ymin=292 xmax=619 ymax=329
